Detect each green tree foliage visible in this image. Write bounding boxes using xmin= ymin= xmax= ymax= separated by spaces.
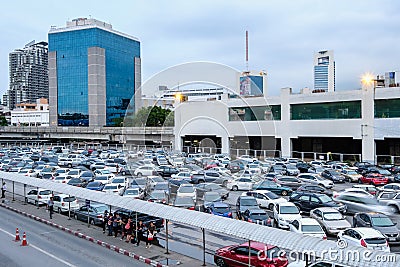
xmin=0 ymin=116 xmax=8 ymax=126
xmin=129 ymin=106 xmax=174 ymax=127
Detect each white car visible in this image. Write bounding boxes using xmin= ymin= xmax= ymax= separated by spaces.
xmin=226 ymin=177 xmax=253 ymax=191
xmin=210 ymin=167 xmax=231 ymax=175
xmin=247 ymin=163 xmax=262 ymax=174
xmin=171 ymin=171 xmax=191 ymax=180
xmin=297 ymin=173 xmax=333 ymax=189
xmin=242 ymin=190 xmax=287 ymax=210
xmin=122 ymin=186 xmax=145 ymax=199
xmin=18 ymin=169 xmax=36 ymax=177
xmin=237 ymin=155 xmax=257 ymax=163
xmin=55 ymin=168 xmax=70 ymax=177
xmin=333 ymin=188 xmax=374 ymax=199
xmin=133 ymin=166 xmax=157 ymax=177
xmin=102 ymin=184 xmax=124 ymax=195
xmin=289 ymin=218 xmax=327 ymax=240
xmin=26 ymin=188 xmax=53 ymax=206
xmin=338 ymin=227 xmax=390 ymax=253
xmin=176 ymin=184 xmax=196 ymax=199
xmin=66 ymin=169 xmax=81 ymax=179
xmin=94 ymin=169 xmax=115 ymax=179
xmin=110 ymin=177 xmax=127 ymax=190
xmin=53 ymin=194 xmax=79 ymax=213
xmin=273 ymin=202 xmax=302 ymax=229
xmin=310 ymin=207 xmax=351 ymax=236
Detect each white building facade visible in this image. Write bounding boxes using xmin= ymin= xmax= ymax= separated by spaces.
xmin=11 ymin=98 xmax=49 ymax=126
xmin=174 ymin=83 xmax=400 ymax=163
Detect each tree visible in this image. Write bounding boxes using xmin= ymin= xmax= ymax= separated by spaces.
xmin=128 ymin=106 xmax=174 ymax=127
xmin=0 ymin=116 xmax=7 ymax=126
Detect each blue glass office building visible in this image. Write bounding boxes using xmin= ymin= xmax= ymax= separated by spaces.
xmin=48 ymin=18 xmax=140 ymax=127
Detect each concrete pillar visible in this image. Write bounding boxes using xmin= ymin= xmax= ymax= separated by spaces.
xmin=221 ymin=136 xmax=229 ymax=154
xmin=48 ymin=51 xmax=58 ymax=127
xmin=88 ymin=47 xmax=106 ymax=127
xmin=280 ymin=87 xmax=292 ymax=158
xmin=361 ymin=82 xmax=375 ymax=163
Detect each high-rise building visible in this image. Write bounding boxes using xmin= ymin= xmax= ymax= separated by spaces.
xmin=313 ymin=50 xmax=335 ymax=92
xmin=48 ymin=18 xmax=141 ymax=127
xmin=6 ymin=41 xmax=48 ymax=110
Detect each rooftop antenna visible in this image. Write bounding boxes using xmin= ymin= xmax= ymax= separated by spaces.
xmin=245 ymin=30 xmax=249 ymax=72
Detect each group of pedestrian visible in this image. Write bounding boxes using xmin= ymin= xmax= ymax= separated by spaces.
xmin=102 ymin=211 xmax=156 ymax=248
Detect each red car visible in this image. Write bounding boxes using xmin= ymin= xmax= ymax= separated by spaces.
xmin=214 ymin=242 xmax=288 ymax=267
xmin=359 ymin=173 xmax=389 ymax=186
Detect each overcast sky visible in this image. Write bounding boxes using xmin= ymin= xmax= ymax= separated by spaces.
xmin=1 ymin=0 xmax=400 ymax=97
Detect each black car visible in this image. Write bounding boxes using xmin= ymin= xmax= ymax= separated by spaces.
xmin=113 ymin=208 xmax=164 ymax=231
xmin=296 ymin=162 xmax=310 ymax=173
xmin=236 ymin=196 xmax=259 ymax=220
xmin=241 ymin=208 xmax=272 ymax=226
xmin=289 ymin=192 xmax=346 ymax=214
xmin=73 ymin=203 xmax=108 ymax=225
xmin=321 ymin=169 xmax=346 ymax=183
xmin=275 ymin=176 xmax=304 ymax=190
xmin=296 ymin=184 xmax=333 ymax=197
xmin=157 ymin=166 xmax=179 ymax=177
xmin=353 ymin=212 xmax=400 ymax=244
xmin=67 ymin=177 xmax=88 ymax=187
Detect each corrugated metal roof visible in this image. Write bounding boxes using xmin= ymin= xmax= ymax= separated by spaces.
xmin=2 ymin=172 xmax=399 ymax=267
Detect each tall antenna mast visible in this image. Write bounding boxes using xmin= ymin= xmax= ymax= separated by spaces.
xmin=245 ymin=30 xmax=249 ymax=71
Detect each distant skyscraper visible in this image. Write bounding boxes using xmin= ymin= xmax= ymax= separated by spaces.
xmin=313 ymin=50 xmax=335 ymax=92
xmin=48 ymin=18 xmax=141 ymax=127
xmin=6 ymin=41 xmax=48 ymax=109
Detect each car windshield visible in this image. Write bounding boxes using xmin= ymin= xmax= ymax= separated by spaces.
xmin=179 ymin=186 xmax=194 ymax=193
xmin=64 ymin=196 xmax=76 ymax=202
xmin=113 ymin=178 xmax=124 ymax=183
xmin=265 ymin=191 xmax=280 ymax=200
xmin=174 ymin=197 xmax=194 ymax=205
xmin=207 ymin=184 xmax=221 ymax=190
xmin=125 ymin=189 xmax=139 ymax=195
xmin=280 ymin=206 xmax=299 ymax=214
xmin=150 ymin=192 xmax=165 ymax=199
xmin=40 ymin=190 xmax=52 ymax=195
xmin=154 ymin=183 xmax=169 ymax=190
xmin=214 ymin=206 xmax=230 ymax=213
xmin=57 ymin=169 xmax=67 ymax=173
xmin=134 ymin=179 xmax=147 ymax=185
xmin=69 ymin=170 xmax=79 ymax=175
xmin=241 ymin=199 xmax=258 ymax=206
xmin=377 ymin=169 xmax=391 ymax=175
xmin=101 ymin=170 xmax=111 ymax=174
xmin=94 ymin=205 xmax=108 ymax=213
xmin=319 ymin=195 xmax=333 ymax=203
xmin=371 ymin=217 xmax=395 ymax=227
xmin=323 ymin=212 xmax=344 ymax=221
xmin=287 ymin=165 xmax=297 ymax=170
xmin=104 ymin=185 xmax=118 ymax=190
xmin=55 ymin=177 xmax=65 ymax=180
xmin=302 ymin=225 xmax=323 ymax=233
xmin=95 ymin=176 xmax=108 ymax=181
xmin=204 ymin=193 xmax=220 ymax=202
xmin=347 ymin=171 xmax=358 ymax=175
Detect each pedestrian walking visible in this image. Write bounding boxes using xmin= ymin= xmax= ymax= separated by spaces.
xmin=1 ymin=182 xmax=6 ymax=198
xmin=102 ymin=210 xmax=109 ymax=234
xmin=136 ymin=220 xmax=145 ymax=246
xmin=47 ymin=197 xmax=54 ymax=219
xmin=120 ymin=217 xmax=127 ymax=240
xmin=107 ymin=213 xmax=114 ymax=236
xmin=146 ymin=222 xmax=156 ymax=248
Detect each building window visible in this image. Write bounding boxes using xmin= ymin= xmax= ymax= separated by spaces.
xmin=375 ymin=99 xmax=400 ymax=118
xmin=291 ymin=101 xmax=361 ymax=120
xmin=229 ymin=105 xmax=281 ymax=121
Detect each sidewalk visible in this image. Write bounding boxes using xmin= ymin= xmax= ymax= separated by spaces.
xmin=1 ymin=197 xmax=206 ymax=266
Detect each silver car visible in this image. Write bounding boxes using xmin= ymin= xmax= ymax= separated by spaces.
xmin=310 ymin=207 xmax=351 ymax=235
xmin=335 ymin=192 xmax=393 ymax=216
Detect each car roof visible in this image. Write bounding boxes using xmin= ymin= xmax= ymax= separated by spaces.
xmin=238 ymin=242 xmax=275 ymax=250
xmin=351 ymin=227 xmax=384 ymax=237
xmin=297 ymin=218 xmax=320 ymax=225
xmin=313 ymin=207 xmax=340 ymax=213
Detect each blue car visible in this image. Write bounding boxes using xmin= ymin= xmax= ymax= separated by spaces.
xmin=207 ymin=201 xmax=232 ymax=218
xmin=86 ymin=181 xmax=105 ymax=191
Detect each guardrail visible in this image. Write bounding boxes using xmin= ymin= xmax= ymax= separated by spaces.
xmin=1 ymin=172 xmax=398 ymax=267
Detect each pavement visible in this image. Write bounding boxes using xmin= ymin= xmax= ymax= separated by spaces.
xmin=1 ymin=197 xmax=206 ymax=267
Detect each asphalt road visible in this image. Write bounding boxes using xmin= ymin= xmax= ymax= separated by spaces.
xmin=0 ymin=207 xmax=148 ymax=267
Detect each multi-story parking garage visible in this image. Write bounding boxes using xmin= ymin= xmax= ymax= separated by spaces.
xmin=174 ymin=82 xmax=400 ymax=163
